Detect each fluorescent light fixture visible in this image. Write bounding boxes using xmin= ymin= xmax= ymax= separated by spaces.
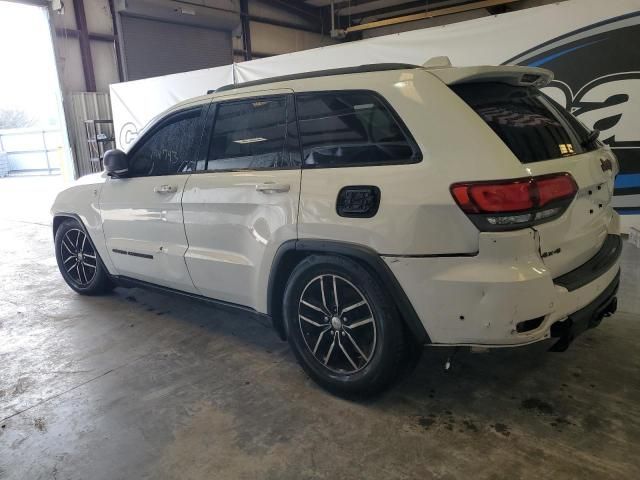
xmin=233 ymin=137 xmax=267 ymax=144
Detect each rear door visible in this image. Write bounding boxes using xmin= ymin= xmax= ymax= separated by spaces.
xmin=100 ymin=105 xmax=206 ymax=293
xmin=181 ymin=90 xmax=301 ymax=310
xmin=452 ymin=82 xmax=618 ymax=277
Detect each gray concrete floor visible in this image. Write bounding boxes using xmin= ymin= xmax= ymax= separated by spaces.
xmin=1 ymin=175 xmax=639 ymax=480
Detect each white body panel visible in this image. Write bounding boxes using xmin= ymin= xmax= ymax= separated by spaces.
xmin=50 ymin=172 xmax=116 ymax=275
xmin=182 ymin=169 xmax=300 ymax=311
xmin=384 ymin=212 xmax=620 ymax=345
xmin=293 ymin=70 xmax=521 ymax=255
xmin=53 ymin=64 xmax=622 ymax=348
xmin=99 ymin=175 xmax=197 ymax=293
xmin=524 ymin=149 xmax=618 ymax=277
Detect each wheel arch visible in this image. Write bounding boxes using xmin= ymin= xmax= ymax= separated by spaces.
xmin=53 ymin=213 xmax=88 ymax=238
xmin=52 ymin=213 xmax=75 ymax=238
xmin=52 ymin=212 xmax=116 ymax=275
xmin=267 ymin=239 xmax=430 ymax=345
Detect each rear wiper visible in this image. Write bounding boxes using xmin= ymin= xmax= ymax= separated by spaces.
xmin=581 ymin=128 xmax=600 ymax=147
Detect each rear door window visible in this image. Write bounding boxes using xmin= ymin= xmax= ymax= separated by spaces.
xmin=296 ymin=91 xmax=420 ymax=168
xmin=452 ymin=82 xmax=599 ymax=164
xmin=206 ymin=95 xmax=297 ymax=171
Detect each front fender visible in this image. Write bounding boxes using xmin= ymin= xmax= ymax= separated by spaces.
xmin=51 ymin=173 xmax=116 ymax=274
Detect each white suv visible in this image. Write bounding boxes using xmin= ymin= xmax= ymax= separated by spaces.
xmin=52 ymin=62 xmax=622 ymax=396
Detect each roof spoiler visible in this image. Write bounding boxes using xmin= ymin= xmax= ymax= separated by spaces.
xmin=428 ymin=64 xmax=553 ymax=88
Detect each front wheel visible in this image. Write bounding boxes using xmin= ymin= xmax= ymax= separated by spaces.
xmin=54 ymin=218 xmax=114 ymax=295
xmin=283 ymin=255 xmax=406 ymax=397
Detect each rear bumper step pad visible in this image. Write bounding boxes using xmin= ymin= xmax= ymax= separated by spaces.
xmin=553 ymin=234 xmax=622 ymax=292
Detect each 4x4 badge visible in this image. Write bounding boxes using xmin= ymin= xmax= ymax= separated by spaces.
xmin=600 ymin=158 xmax=613 ymax=173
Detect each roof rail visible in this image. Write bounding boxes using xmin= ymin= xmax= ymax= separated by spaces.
xmin=209 ymin=63 xmax=421 ymax=94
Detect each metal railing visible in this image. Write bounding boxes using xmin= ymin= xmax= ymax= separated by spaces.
xmin=0 ymin=128 xmax=63 ymax=175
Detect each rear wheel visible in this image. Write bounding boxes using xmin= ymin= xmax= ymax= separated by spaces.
xmin=55 ymin=219 xmax=114 ymax=295
xmin=284 ymin=255 xmax=406 ymax=397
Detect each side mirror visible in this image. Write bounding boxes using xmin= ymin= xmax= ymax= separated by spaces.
xmin=103 ymin=149 xmax=129 ymax=178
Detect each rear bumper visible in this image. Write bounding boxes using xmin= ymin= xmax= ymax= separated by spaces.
xmin=549 ymin=270 xmax=619 ymax=352
xmin=383 ymin=230 xmax=622 ymax=347
xmin=553 ymin=234 xmax=622 ymax=291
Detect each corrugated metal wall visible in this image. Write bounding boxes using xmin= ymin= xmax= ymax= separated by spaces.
xmin=69 ymin=92 xmax=112 ymax=178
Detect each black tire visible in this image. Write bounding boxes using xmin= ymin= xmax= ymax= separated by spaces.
xmin=54 ymin=218 xmax=114 ymax=295
xmin=284 ymin=254 xmax=406 ymax=398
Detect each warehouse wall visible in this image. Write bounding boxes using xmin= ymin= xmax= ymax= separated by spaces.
xmin=232 ymin=0 xmax=335 ymax=61
xmin=51 ymin=0 xmax=119 ymax=93
xmin=50 ymin=0 xmax=334 ymax=93
xmin=235 ymin=21 xmax=335 ymax=59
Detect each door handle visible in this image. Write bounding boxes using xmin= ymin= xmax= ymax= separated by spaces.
xmin=154 ymin=184 xmax=177 ymax=194
xmin=256 ymin=182 xmax=290 ymax=194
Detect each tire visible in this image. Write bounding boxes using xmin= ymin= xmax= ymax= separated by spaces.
xmin=54 ymin=218 xmax=114 ymax=295
xmin=283 ymin=254 xmax=406 ymax=398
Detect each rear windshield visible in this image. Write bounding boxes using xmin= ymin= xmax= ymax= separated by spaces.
xmin=452 ymin=82 xmax=599 ymax=163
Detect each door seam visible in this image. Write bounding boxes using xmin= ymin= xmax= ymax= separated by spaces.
xmin=180 ymin=173 xmax=201 ymax=294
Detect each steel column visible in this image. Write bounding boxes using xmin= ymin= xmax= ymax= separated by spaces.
xmin=72 ymin=0 xmax=96 ymax=91
xmin=240 ymin=0 xmax=252 ymax=61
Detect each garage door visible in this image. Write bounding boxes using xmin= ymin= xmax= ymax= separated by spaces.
xmin=120 ymin=16 xmax=233 ymax=81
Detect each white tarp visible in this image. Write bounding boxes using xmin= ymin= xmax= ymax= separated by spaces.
xmin=110 ymin=65 xmax=234 ymax=149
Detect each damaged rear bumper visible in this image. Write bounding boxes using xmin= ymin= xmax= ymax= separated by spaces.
xmin=549 ymin=269 xmax=619 ymax=351
xmin=383 ymin=230 xmax=622 ymax=347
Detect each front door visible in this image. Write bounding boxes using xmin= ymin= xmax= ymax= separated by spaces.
xmin=182 ymin=90 xmax=301 ymax=311
xmin=100 ymin=104 xmax=207 ymax=293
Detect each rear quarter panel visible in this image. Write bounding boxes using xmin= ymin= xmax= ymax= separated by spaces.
xmin=296 ymin=70 xmax=528 ymax=255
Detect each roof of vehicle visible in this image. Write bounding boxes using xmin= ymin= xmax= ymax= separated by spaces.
xmin=128 ymin=61 xmax=552 ymax=153
xmin=213 ymin=63 xmax=421 ymax=93
xmin=210 ymin=62 xmax=552 ymax=94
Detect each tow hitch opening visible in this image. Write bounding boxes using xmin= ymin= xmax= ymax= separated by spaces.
xmin=549 ymin=295 xmax=618 ymax=352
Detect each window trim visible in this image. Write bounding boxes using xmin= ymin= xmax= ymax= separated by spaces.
xmin=126 ymin=105 xmax=207 ymax=178
xmin=196 ymin=93 xmax=302 ymax=174
xmin=295 ymin=89 xmax=423 ymax=170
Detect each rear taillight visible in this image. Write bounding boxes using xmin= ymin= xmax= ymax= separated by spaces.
xmin=450 ymin=173 xmax=577 ymax=231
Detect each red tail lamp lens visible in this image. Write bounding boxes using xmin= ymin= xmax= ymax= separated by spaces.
xmin=537 ymin=174 xmax=578 ymax=207
xmin=451 ymin=173 xmax=577 ymax=214
xmin=468 ymin=181 xmax=533 ymax=212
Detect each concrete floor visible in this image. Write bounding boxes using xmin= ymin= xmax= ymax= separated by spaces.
xmin=1 ymin=175 xmax=639 ymax=480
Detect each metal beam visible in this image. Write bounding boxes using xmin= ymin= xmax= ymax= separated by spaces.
xmin=108 ymin=0 xmax=125 ymax=82
xmin=240 ymin=0 xmax=252 ymax=61
xmin=345 ymin=0 xmax=518 ymax=33
xmin=258 ymin=0 xmax=322 ymax=23
xmin=55 ymin=28 xmax=117 ymax=43
xmin=233 ymin=48 xmax=272 ymax=59
xmin=72 ymin=0 xmax=96 ymax=91
xmin=341 ymin=0 xmax=473 ymax=20
xmin=3 ymin=0 xmax=49 ymax=6
xmin=250 ymin=15 xmax=323 ymax=34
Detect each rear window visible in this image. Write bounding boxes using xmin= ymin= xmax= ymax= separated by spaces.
xmin=296 ymin=91 xmax=420 ymax=168
xmin=452 ymin=82 xmax=599 ymax=164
